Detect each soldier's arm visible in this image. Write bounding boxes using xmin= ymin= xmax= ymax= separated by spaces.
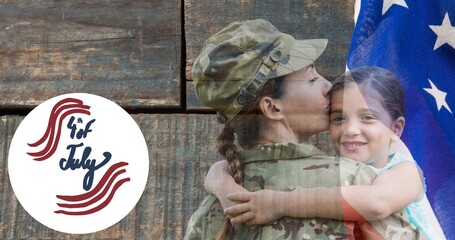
xmin=204 ymin=160 xmax=249 ymax=210
xmin=226 ymin=161 xmax=423 ymax=223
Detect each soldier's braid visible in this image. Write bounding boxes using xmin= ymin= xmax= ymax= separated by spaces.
xmin=214 ymin=76 xmax=286 ymax=240
xmin=215 ymin=124 xmax=242 ymax=240
xmin=217 ymin=124 xmax=243 ymax=184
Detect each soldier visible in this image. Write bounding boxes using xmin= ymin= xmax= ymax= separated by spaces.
xmin=184 ymin=19 xmax=424 ymax=239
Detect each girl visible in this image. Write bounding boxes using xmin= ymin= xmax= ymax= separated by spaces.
xmin=213 ymin=66 xmax=446 ymax=239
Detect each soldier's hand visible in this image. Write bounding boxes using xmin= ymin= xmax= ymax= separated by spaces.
xmin=225 ymin=190 xmax=285 ymax=225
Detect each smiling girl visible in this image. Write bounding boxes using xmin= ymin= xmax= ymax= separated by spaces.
xmin=211 ymin=66 xmax=446 ymax=239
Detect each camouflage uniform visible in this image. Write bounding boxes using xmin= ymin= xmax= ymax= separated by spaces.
xmin=184 ymin=142 xmax=425 ymax=240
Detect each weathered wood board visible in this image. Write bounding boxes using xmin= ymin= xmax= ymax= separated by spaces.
xmin=0 ymin=1 xmax=181 ymax=109
xmin=0 ymin=114 xmax=334 ymax=239
xmin=185 ymin=0 xmax=355 ymax=110
xmin=0 ymin=114 xmax=222 ymax=239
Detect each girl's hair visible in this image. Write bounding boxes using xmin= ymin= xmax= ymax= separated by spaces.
xmin=332 ymin=66 xmax=405 ymax=120
xmin=215 ymin=76 xmax=287 ymax=240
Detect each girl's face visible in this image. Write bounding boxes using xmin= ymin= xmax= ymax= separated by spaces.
xmin=278 ymin=66 xmax=332 ymax=140
xmin=329 ymin=83 xmax=402 ymax=168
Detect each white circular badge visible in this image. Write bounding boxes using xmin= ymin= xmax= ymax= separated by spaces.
xmin=8 ymin=93 xmax=149 ymax=234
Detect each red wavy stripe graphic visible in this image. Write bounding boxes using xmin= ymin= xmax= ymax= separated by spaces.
xmin=27 ymin=103 xmax=90 ymax=148
xmin=54 ymin=177 xmax=130 ymax=215
xmin=28 ymin=98 xmax=90 ymax=147
xmin=27 ymin=107 xmax=89 ymax=157
xmin=56 ymin=162 xmax=129 ymax=202
xmin=27 ymin=108 xmax=91 ymax=161
xmin=56 ymin=169 xmax=126 ymax=208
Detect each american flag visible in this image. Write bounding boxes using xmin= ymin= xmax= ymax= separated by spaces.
xmin=347 ymin=0 xmax=455 ymax=238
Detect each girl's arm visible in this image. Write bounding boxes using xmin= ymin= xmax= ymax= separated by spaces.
xmin=204 ymin=160 xmax=249 ymax=210
xmin=226 ymin=161 xmax=424 ymax=224
xmin=337 ymin=161 xmax=424 ymax=220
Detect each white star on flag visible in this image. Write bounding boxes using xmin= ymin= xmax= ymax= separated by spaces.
xmin=429 ymin=12 xmax=455 ymax=51
xmin=423 ymin=79 xmax=452 ymax=114
xmin=382 ymin=0 xmax=408 ymax=15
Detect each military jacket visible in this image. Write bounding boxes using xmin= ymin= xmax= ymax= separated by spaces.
xmin=184 ymin=142 xmax=425 ymax=240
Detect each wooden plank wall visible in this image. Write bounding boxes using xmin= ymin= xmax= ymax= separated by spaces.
xmin=0 ymin=1 xmax=181 ymax=109
xmin=0 ymin=0 xmax=353 ymax=239
xmin=0 ymin=114 xmax=221 ymax=239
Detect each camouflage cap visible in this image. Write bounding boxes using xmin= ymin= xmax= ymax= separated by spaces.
xmin=192 ymin=19 xmax=328 ymax=123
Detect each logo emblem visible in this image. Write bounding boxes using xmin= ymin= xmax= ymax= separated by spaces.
xmin=8 ymin=93 xmax=149 ymax=234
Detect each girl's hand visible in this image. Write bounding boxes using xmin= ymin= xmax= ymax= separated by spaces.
xmin=224 ymin=190 xmax=285 ymax=225
xmin=204 ymin=160 xmax=250 ymax=211
xmin=217 ymin=190 xmax=247 ymax=211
